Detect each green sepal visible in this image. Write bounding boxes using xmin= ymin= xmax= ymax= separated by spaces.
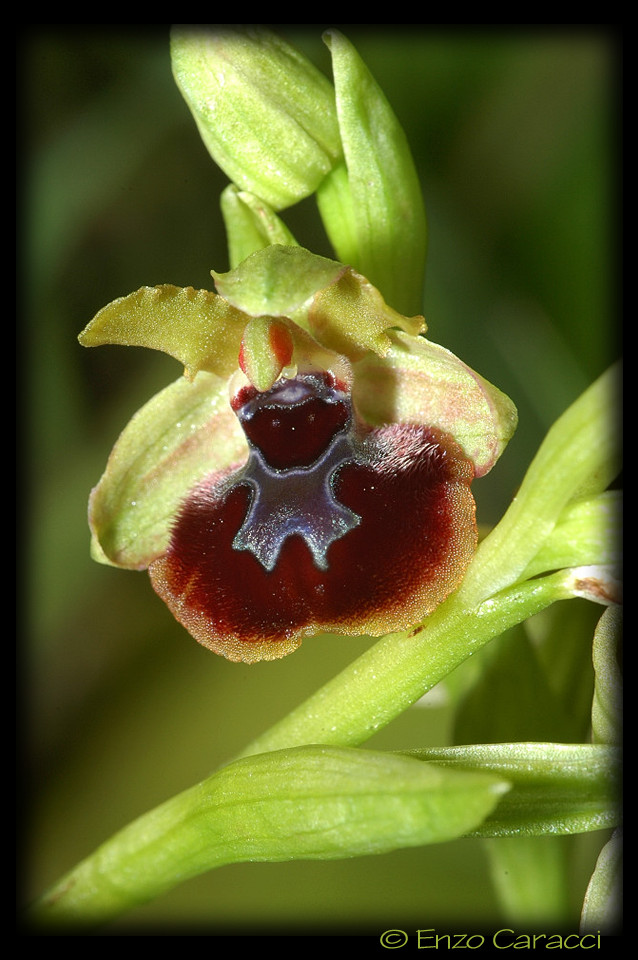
xmin=171 ymin=25 xmax=342 ymax=210
xmin=213 ymin=244 xmax=425 ymax=359
xmin=352 ymin=330 xmax=518 ymax=477
xmin=88 ymin=372 xmax=247 ymax=569
xmin=212 ymin=244 xmax=345 ymax=320
xmin=78 ymin=284 xmax=248 ymax=381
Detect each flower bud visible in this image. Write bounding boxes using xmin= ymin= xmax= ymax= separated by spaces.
xmin=171 ymin=26 xmax=342 ymax=210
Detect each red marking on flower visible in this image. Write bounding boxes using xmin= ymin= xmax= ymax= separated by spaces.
xmin=268 ymin=319 xmax=294 ymax=370
xmin=149 ymin=371 xmax=477 ymax=662
xmin=238 ymin=317 xmax=294 ymax=387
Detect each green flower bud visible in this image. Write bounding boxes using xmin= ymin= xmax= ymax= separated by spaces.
xmin=171 ymin=26 xmax=342 ymax=210
xmin=220 ymin=185 xmax=299 ymax=269
xmin=318 ymin=30 xmax=428 ymax=316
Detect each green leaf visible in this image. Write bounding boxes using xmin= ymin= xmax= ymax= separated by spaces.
xmin=88 ymin=372 xmax=246 ymax=569
xmin=591 ymin=605 xmax=622 ymax=745
xmin=580 ymin=829 xmax=622 ymax=934
xmin=78 ymin=284 xmax=248 ymax=381
xmin=29 ymin=745 xmax=508 ymax=930
xmin=405 ymin=742 xmax=620 ymax=838
xmin=171 ymin=25 xmax=342 ymax=210
xmin=318 ymin=30 xmax=427 ymax=315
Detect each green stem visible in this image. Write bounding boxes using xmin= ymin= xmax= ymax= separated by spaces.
xmin=485 ymin=836 xmax=572 ymax=927
xmin=239 ymin=572 xmax=573 ymax=759
xmin=237 ymin=364 xmax=619 ymax=759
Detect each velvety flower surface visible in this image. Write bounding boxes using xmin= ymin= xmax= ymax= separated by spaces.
xmin=149 ymin=368 xmax=477 ymax=662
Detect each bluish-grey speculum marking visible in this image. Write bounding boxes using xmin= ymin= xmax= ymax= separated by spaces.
xmin=232 ymin=433 xmax=361 ymax=571
xmin=230 ymin=372 xmax=361 ymax=571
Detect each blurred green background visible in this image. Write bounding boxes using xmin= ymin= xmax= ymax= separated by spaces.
xmin=22 ymin=25 xmax=618 ymax=934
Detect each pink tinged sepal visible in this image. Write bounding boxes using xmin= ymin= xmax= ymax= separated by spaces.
xmin=353 ymin=330 xmax=518 ymax=479
xmin=149 ymin=370 xmax=477 ymax=663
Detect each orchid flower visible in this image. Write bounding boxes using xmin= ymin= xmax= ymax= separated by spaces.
xmin=79 ymin=27 xmax=517 ymax=663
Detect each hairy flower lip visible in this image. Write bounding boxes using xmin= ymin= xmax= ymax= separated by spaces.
xmin=148 ymin=369 xmax=477 ymax=662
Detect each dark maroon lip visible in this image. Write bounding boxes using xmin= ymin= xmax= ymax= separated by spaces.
xmin=233 ymin=371 xmax=352 ymax=471
xmin=150 ymin=370 xmax=477 ymax=661
xmin=231 ymin=370 xmax=349 ymax=416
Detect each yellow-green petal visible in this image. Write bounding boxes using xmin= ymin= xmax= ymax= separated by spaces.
xmin=308 ymin=265 xmax=425 ymax=359
xmin=79 ymin=285 xmax=248 ymax=381
xmin=213 ymin=244 xmax=425 ymax=359
xmin=89 ymin=372 xmax=247 ymax=569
